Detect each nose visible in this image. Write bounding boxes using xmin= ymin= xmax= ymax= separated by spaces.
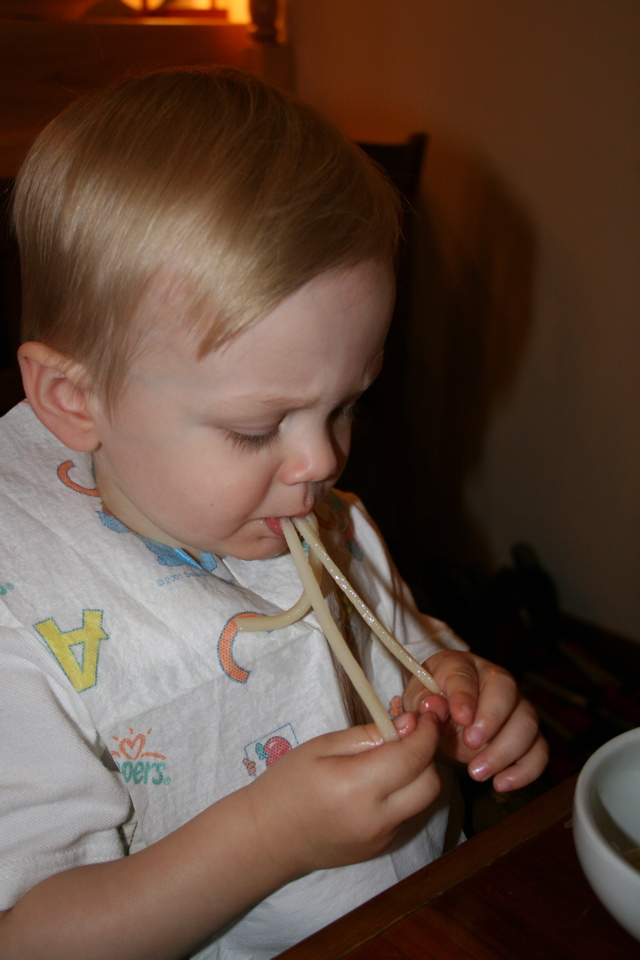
xmin=278 ymin=426 xmax=345 ymax=487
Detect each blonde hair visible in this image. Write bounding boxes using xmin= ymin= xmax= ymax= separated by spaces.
xmin=14 ymin=66 xmax=400 ymax=405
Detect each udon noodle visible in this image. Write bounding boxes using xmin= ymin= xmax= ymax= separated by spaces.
xmin=236 ymin=511 xmax=443 ymax=742
xmin=236 ymin=514 xmax=324 ymax=632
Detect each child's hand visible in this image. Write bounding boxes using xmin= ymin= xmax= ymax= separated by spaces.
xmin=0 ymin=703 xmax=442 ymax=960
xmin=246 ymin=707 xmax=445 ymax=876
xmin=402 ymin=651 xmax=548 ymax=793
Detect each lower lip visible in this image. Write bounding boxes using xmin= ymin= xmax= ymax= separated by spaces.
xmin=264 ymin=513 xmax=311 ymax=537
xmin=264 ymin=517 xmax=285 ymax=536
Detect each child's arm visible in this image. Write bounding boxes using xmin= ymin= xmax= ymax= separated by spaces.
xmin=403 ymin=650 xmax=549 ymax=792
xmin=0 ymin=709 xmax=443 ymax=960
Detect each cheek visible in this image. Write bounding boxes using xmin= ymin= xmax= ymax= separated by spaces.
xmin=188 ymin=452 xmax=277 ymax=509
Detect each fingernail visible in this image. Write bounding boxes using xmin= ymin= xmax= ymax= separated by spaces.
xmin=420 ymin=694 xmax=448 ymax=722
xmin=392 ymin=712 xmax=414 ymax=735
xmin=469 ymin=760 xmax=491 ymax=781
xmin=466 ymin=724 xmax=486 ymax=749
xmin=494 ymin=776 xmax=514 ymax=793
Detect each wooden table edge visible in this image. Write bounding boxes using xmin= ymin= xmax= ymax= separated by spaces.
xmin=276 ymin=775 xmax=577 ymax=960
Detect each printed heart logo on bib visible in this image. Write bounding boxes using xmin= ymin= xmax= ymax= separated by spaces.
xmin=120 ymin=733 xmax=146 ymax=760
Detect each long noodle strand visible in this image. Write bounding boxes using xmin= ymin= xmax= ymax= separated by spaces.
xmin=281 ymin=518 xmax=398 ymax=741
xmin=237 ymin=515 xmax=323 ymax=632
xmin=233 ymin=509 xmax=443 ymax=739
xmin=293 ymin=517 xmax=442 ymax=696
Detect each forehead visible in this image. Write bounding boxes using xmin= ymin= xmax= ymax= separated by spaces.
xmin=127 ymin=262 xmax=394 ymax=401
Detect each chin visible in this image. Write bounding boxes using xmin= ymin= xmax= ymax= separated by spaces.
xmin=234 ymin=539 xmax=289 ymax=562
xmin=207 ymin=534 xmax=286 ymax=562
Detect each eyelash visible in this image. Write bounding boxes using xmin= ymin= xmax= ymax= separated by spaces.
xmin=225 ymin=428 xmax=281 ymax=453
xmin=224 ymin=404 xmax=358 ymax=454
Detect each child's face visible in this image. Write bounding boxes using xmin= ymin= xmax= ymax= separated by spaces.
xmin=90 ymin=261 xmax=394 ymax=561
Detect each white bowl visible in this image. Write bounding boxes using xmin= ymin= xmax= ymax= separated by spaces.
xmin=573 ymin=726 xmax=640 ymax=941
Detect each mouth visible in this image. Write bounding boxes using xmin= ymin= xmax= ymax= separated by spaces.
xmin=264 ymin=511 xmax=312 ymax=537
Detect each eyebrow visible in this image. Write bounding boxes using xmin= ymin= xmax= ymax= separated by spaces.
xmin=215 ymin=353 xmax=385 ymax=414
xmin=212 ymin=393 xmax=343 ymax=415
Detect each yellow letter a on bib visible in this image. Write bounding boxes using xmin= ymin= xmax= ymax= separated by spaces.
xmin=35 ymin=609 xmax=107 ymax=692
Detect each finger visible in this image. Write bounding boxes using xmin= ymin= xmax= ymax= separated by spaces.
xmin=314 ymin=721 xmax=387 ymax=758
xmin=428 ymin=651 xmax=480 ymax=727
xmin=402 ymin=674 xmax=449 ymax=722
xmin=462 ymin=664 xmax=519 ymax=750
xmin=357 ymin=709 xmax=442 ymax=800
xmin=313 ymin=708 xmax=438 ymax=763
xmin=467 ymin=698 xmax=542 ymax=784
xmin=418 ymin=693 xmax=449 ymax=724
xmin=385 ymin=754 xmax=442 ymax=824
xmin=383 ymin=712 xmax=443 ymax=819
xmin=493 ymin=732 xmax=550 ymax=792
xmin=402 ymin=673 xmax=436 ymax=714
xmin=393 ymin=711 xmax=418 ymax=737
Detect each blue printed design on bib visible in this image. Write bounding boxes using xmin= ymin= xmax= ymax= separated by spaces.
xmin=97 ymin=508 xmax=129 ymax=534
xmin=96 ymin=507 xmax=233 ymax=580
xmin=143 ymin=540 xmax=203 ymax=568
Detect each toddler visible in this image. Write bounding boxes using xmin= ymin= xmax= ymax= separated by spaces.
xmin=0 ymin=67 xmax=547 ymax=960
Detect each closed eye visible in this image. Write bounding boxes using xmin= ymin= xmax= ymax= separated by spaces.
xmin=225 ymin=427 xmax=280 ymax=453
xmin=225 ymin=402 xmax=357 ymax=453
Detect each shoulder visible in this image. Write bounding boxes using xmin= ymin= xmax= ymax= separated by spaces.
xmin=0 ymin=401 xmax=98 ymax=559
xmin=0 ymin=600 xmax=100 ymax=733
xmin=0 ymin=400 xmax=87 ymax=495
xmin=1 ymin=399 xmax=51 ymax=450
xmin=0 ymin=602 xmax=129 ymax=910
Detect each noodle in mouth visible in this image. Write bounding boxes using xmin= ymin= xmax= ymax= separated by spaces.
xmin=236 ymin=512 xmax=443 ymax=741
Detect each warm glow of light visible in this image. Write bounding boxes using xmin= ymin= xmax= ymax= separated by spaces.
xmin=224 ymin=0 xmax=249 ymax=23
xmin=118 ymin=0 xmax=166 ymax=10
xmin=117 ymin=0 xmax=249 ymax=16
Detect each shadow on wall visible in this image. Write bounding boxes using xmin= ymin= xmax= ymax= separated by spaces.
xmin=345 ymin=136 xmax=536 ymax=603
xmin=411 ymin=137 xmax=536 ymax=566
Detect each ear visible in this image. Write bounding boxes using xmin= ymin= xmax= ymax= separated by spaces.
xmin=17 ymin=342 xmax=101 ymax=452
